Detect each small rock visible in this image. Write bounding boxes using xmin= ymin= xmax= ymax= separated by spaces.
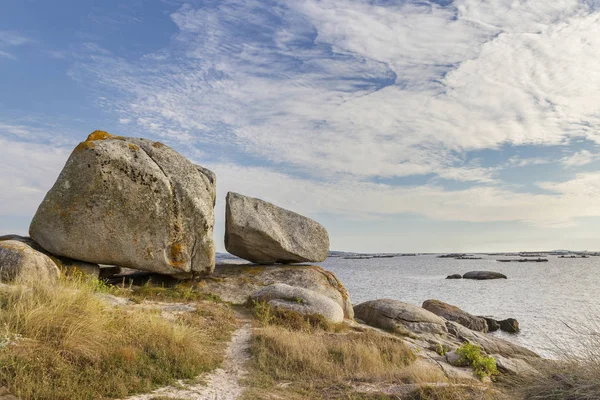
xmin=499 ymin=318 xmax=520 ymax=333
xmin=463 ymin=271 xmax=507 ymax=280
xmin=225 ymin=192 xmax=329 ymax=264
xmin=481 ymin=317 xmax=500 ymax=332
xmin=0 ymin=239 xmax=60 ymax=283
xmin=445 ymin=350 xmax=463 ymax=366
xmin=96 ymin=293 xmax=133 ymax=307
xmin=446 ymin=274 xmax=462 ymax=279
xmin=251 ymin=283 xmax=344 ymax=323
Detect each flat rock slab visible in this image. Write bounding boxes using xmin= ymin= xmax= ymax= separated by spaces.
xmin=251 ymin=283 xmax=344 ymax=323
xmin=29 ymin=131 xmax=216 ymax=276
xmin=196 ymin=263 xmax=354 ymax=319
xmin=463 ymin=271 xmax=507 ymax=280
xmin=225 ymin=192 xmax=329 ymax=264
xmin=354 ymin=299 xmax=447 ymax=336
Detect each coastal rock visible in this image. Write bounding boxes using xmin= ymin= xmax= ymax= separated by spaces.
xmin=499 ymin=318 xmax=520 ymax=333
xmin=0 ymin=239 xmax=60 ymax=283
xmin=446 ymin=274 xmax=462 ymax=279
xmin=482 ymin=317 xmax=500 ymax=332
xmin=29 ymin=131 xmax=216 ymax=276
xmin=194 ymin=263 xmax=354 ymax=319
xmin=422 ymin=299 xmax=488 ymax=332
xmin=463 ymin=271 xmax=507 ymax=280
xmin=354 ymin=299 xmax=447 ymax=336
xmin=445 ymin=321 xmax=538 ymax=359
xmin=225 ymin=192 xmax=329 ymax=264
xmin=250 ymin=283 xmax=344 ymax=323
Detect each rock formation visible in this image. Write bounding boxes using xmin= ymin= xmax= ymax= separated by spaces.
xmin=0 ymin=238 xmax=60 ymax=283
xmin=463 ymin=271 xmax=507 ymax=280
xmin=354 ymin=299 xmax=447 ymax=335
xmin=225 ymin=192 xmax=329 ymax=264
xmin=422 ymin=299 xmax=488 ymax=332
xmin=250 ymin=283 xmax=344 ymax=323
xmin=29 ymin=131 xmax=216 ymax=277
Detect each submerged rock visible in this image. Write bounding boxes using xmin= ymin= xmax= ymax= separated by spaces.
xmin=354 ymin=299 xmax=447 ymax=336
xmin=499 ymin=318 xmax=520 ymax=333
xmin=463 ymin=271 xmax=507 ymax=280
xmin=251 ymin=283 xmax=344 ymax=323
xmin=446 ymin=274 xmax=462 ymax=279
xmin=194 ymin=263 xmax=354 ymax=319
xmin=482 ymin=317 xmax=500 ymax=332
xmin=225 ymin=192 xmax=329 ymax=264
xmin=29 ymin=131 xmax=216 ymax=277
xmin=422 ymin=299 xmax=488 ymax=332
xmin=0 ymin=239 xmax=60 ymax=283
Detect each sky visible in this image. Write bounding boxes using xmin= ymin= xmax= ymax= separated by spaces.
xmin=1 ymin=0 xmax=600 ymax=253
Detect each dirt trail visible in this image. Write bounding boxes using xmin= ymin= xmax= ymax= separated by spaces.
xmin=124 ymin=318 xmax=252 ymax=400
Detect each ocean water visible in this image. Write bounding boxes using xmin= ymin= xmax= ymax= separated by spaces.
xmin=317 ymin=254 xmax=600 ymax=358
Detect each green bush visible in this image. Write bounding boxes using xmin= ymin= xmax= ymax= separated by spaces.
xmin=455 ymin=342 xmax=498 ymax=380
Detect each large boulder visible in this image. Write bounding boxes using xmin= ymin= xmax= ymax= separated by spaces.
xmin=0 ymin=239 xmax=60 ymax=283
xmin=225 ymin=192 xmax=329 ymax=264
xmin=354 ymin=299 xmax=447 ymax=336
xmin=463 ymin=271 xmax=507 ymax=280
xmin=29 ymin=131 xmax=216 ymax=276
xmin=250 ymin=283 xmax=344 ymax=324
xmin=499 ymin=318 xmax=520 ymax=333
xmin=195 ymin=263 xmax=354 ymax=319
xmin=422 ymin=299 xmax=488 ymax=332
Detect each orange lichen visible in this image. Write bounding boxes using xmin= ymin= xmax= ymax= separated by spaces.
xmin=168 ymin=242 xmax=187 ymax=268
xmin=86 ymin=130 xmax=115 ymax=141
xmin=74 ymin=141 xmax=95 ymax=152
xmin=128 ymin=143 xmax=140 ymax=152
xmin=152 ymin=141 xmax=165 ymax=149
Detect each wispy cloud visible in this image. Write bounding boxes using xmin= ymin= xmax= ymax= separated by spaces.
xmin=0 ymin=31 xmax=32 ymax=59
xmin=561 ymin=150 xmax=600 ymax=167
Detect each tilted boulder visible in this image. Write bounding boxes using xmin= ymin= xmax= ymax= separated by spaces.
xmin=29 ymin=131 xmax=216 ymax=276
xmin=225 ymin=192 xmax=329 ymax=264
xmin=354 ymin=299 xmax=447 ymax=336
xmin=422 ymin=299 xmax=488 ymax=332
xmin=194 ymin=263 xmax=354 ymax=319
xmin=0 ymin=239 xmax=60 ymax=283
xmin=250 ymin=283 xmax=344 ymax=324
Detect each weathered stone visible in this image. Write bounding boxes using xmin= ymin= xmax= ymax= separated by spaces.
xmin=225 ymin=192 xmax=329 ymax=264
xmin=0 ymin=235 xmax=100 ymax=278
xmin=482 ymin=317 xmax=500 ymax=332
xmin=462 ymin=271 xmax=507 ymax=280
xmin=0 ymin=239 xmax=60 ymax=283
xmin=446 ymin=274 xmax=462 ymax=279
xmin=445 ymin=321 xmax=538 ymax=359
xmin=194 ymin=263 xmax=354 ymax=319
xmin=354 ymin=299 xmax=447 ymax=336
xmin=251 ymin=283 xmax=344 ymax=323
xmin=423 ymin=299 xmax=488 ymax=332
xmin=499 ymin=318 xmax=520 ymax=333
xmin=29 ymin=131 xmax=216 ymax=276
xmin=445 ymin=350 xmax=463 ymax=366
xmin=493 ymin=354 xmax=539 ymax=376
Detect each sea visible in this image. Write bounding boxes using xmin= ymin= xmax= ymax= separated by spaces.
xmin=217 ymin=252 xmax=600 ymax=358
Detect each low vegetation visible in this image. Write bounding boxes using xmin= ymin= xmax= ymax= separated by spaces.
xmin=454 ymin=343 xmax=498 ymax=380
xmin=0 ymin=274 xmax=237 ymax=400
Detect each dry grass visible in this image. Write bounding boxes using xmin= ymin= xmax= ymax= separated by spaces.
xmin=0 ymin=275 xmax=237 ymax=400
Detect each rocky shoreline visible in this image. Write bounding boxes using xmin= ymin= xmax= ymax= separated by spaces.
xmin=0 ymin=131 xmax=545 ymax=398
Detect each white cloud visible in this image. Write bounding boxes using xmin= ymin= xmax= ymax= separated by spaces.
xmin=561 ymin=150 xmax=599 ymax=166
xmin=0 ymin=31 xmax=32 ymax=59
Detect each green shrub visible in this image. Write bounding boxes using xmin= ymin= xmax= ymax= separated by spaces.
xmin=455 ymin=343 xmax=498 ymax=380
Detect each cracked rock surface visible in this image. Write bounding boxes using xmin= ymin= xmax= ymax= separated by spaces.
xmin=29 ymin=131 xmax=216 ymax=276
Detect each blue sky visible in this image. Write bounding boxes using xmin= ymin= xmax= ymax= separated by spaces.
xmin=2 ymin=0 xmax=600 ymax=252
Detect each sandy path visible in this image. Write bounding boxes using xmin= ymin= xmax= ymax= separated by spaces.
xmin=124 ymin=319 xmax=252 ymax=400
